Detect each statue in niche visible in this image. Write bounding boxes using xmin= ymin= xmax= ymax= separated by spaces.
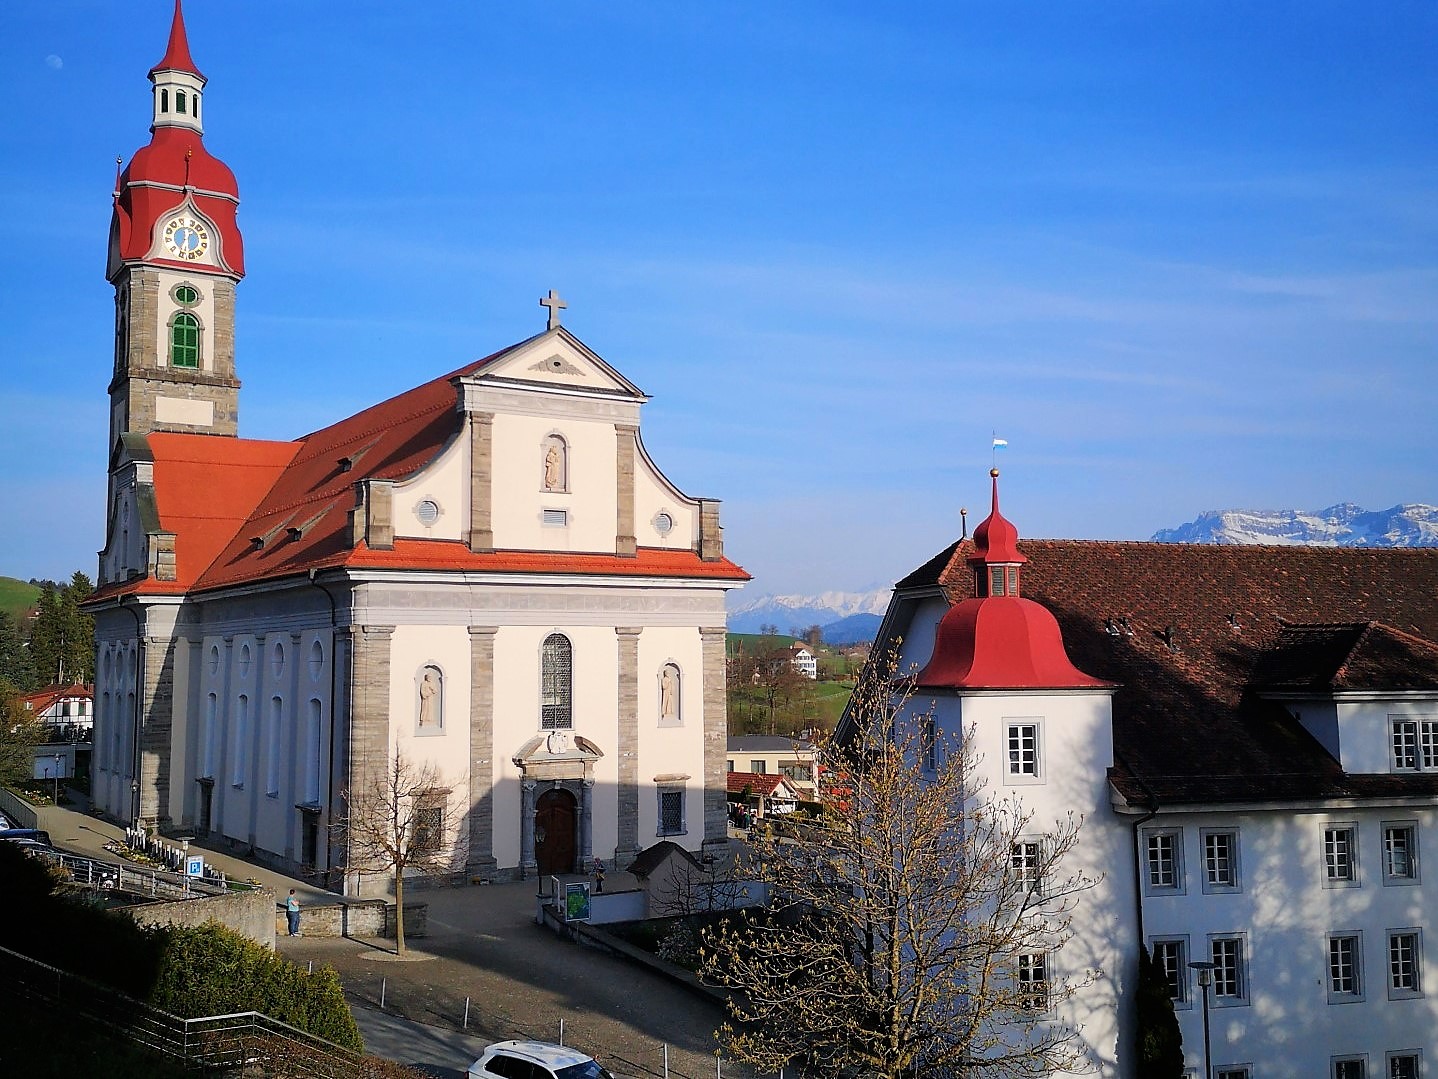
xmin=543 ymin=437 xmax=566 ymax=491
xmin=660 ymin=664 xmax=678 ymax=719
xmin=418 ymin=666 xmax=442 ymax=729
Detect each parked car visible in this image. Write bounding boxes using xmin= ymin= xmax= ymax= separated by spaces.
xmin=469 ymin=1041 xmax=617 ymax=1079
xmin=0 ymin=828 xmax=54 ymax=848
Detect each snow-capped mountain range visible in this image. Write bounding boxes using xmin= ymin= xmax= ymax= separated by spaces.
xmin=1152 ymin=503 xmax=1438 ymax=547
xmin=730 ymin=504 xmax=1438 ymax=644
xmin=726 ymin=589 xmax=890 ymax=642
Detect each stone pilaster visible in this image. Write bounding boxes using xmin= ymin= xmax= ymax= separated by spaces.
xmin=615 ymin=424 xmax=637 ymax=557
xmin=520 ymin=779 xmax=538 ymax=879
xmin=615 ymin=627 xmax=642 ymax=867
xmin=137 ymin=633 xmax=177 ymax=832
xmin=700 ymin=626 xmax=728 ymax=843
xmin=346 ymin=624 xmax=393 ymax=896
xmin=467 ymin=626 xmax=499 ymax=879
xmin=468 ymin=411 xmax=495 ymax=553
xmin=363 ymin=479 xmax=394 ymax=550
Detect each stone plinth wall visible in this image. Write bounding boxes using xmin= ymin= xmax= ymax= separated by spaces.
xmin=275 ymin=900 xmax=428 ymax=940
xmin=125 ymin=887 xmax=277 ymax=948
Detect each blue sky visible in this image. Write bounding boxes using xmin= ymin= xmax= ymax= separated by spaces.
xmin=2 ymin=2 xmax=1435 ymax=597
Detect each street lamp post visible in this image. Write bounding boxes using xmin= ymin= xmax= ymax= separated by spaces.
xmin=1189 ymin=960 xmax=1215 ymax=1079
xmin=52 ymin=753 xmax=63 ymax=807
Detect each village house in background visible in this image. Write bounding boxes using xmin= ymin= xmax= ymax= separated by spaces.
xmin=866 ymin=468 xmax=1438 ymax=1078
xmin=725 ymin=734 xmax=819 ymax=798
xmin=19 ymin=683 xmax=93 ymax=787
xmin=83 ymin=4 xmax=747 ymax=895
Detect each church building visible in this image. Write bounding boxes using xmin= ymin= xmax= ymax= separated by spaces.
xmin=86 ymin=3 xmax=748 ymax=894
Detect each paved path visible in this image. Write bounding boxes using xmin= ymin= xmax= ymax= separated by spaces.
xmin=280 ymin=880 xmax=751 ymax=1079
xmin=35 ymin=802 xmax=759 ymax=1078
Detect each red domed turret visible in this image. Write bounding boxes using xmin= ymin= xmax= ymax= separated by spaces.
xmin=917 ymin=471 xmax=1108 ymax=690
xmin=108 ymin=0 xmax=243 ymax=280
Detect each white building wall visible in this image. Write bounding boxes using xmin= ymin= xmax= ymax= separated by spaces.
xmin=391 ymin=432 xmax=467 ymax=543
xmin=637 ymin=627 xmax=707 ymax=845
xmin=1141 ymin=805 xmax=1438 ymax=1078
xmin=910 ymin=688 xmax=1131 ymax=1078
xmin=489 ymin=413 xmax=617 ymax=552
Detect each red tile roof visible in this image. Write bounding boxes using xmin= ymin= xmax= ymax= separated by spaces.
xmin=901 ymin=539 xmax=1438 ymax=805
xmin=727 ymin=772 xmax=797 ymax=798
xmin=20 ymin=684 xmax=93 ymax=718
xmin=90 ymin=335 xmax=747 ymax=602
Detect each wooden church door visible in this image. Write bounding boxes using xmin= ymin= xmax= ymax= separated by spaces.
xmin=534 ymin=788 xmax=577 ymax=875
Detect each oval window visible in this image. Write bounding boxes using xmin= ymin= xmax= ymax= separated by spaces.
xmin=653 ymin=512 xmax=674 ymax=536
xmin=415 ymin=499 xmax=440 ymax=526
xmin=174 ymin=284 xmax=200 ymax=306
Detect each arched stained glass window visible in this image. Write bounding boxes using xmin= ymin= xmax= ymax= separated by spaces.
xmin=540 ymin=633 xmax=573 ymax=730
xmin=170 ymin=312 xmax=200 ymax=368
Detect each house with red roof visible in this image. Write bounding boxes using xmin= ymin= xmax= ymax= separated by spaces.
xmin=857 ymin=468 xmax=1438 ymax=1078
xmin=85 ymin=4 xmax=747 ymax=894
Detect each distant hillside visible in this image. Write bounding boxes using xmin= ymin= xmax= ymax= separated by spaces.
xmin=820 ymin=612 xmax=884 ymax=646
xmin=1154 ymin=503 xmax=1438 ymax=547
xmin=0 ymin=577 xmax=41 ymax=624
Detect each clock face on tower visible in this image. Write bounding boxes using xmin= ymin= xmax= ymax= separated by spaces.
xmin=161 ymin=214 xmax=210 ymax=261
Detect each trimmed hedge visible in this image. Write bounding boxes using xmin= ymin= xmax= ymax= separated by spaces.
xmin=150 ymin=923 xmax=362 ymax=1051
xmin=0 ymin=843 xmax=362 ymax=1052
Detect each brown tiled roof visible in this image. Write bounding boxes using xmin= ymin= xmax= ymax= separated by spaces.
xmin=1251 ymin=622 xmax=1438 ymax=691
xmin=910 ymin=540 xmax=1438 ymax=806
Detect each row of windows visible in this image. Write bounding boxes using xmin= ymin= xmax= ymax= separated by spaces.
xmin=157 ymin=87 xmax=199 ymax=118
xmin=1215 ymin=1064 xmax=1424 ymax=1079
xmin=1151 ymin=928 xmax=1424 ymax=1008
xmin=1333 ymin=1054 xmax=1425 ymax=1079
xmin=1144 ymin=821 xmax=1421 ymax=894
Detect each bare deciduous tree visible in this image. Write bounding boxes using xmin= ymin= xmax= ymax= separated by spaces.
xmin=337 ymin=748 xmax=465 ymax=955
xmin=700 ymin=648 xmax=1099 ymax=1078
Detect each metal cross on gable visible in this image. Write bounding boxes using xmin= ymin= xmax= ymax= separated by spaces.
xmin=540 ymin=289 xmax=567 ymax=330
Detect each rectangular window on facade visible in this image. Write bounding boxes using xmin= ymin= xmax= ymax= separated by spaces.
xmin=541 ymin=508 xmax=568 ymax=527
xmin=658 ymin=789 xmax=686 ymax=837
xmin=1145 ymin=829 xmax=1184 ymax=892
xmin=750 ymin=760 xmax=766 ymax=774
xmin=1327 ymin=933 xmax=1364 ymax=1001
xmin=1005 ymin=721 xmax=1040 ymax=780
xmin=1383 ymin=823 xmax=1419 ymax=884
xmin=1216 ymin=1068 xmax=1251 ymax=1079
xmin=1012 ymin=840 xmax=1042 ymax=896
xmin=922 ymin=715 xmax=937 ymax=771
xmin=1388 ymin=930 xmax=1422 ymax=998
xmin=1390 ymin=717 xmax=1438 ymax=771
xmin=1017 ymin=953 xmax=1048 ymax=1011
xmin=412 ymin=797 xmax=443 ymax=853
xmin=1333 ymin=1057 xmax=1366 ymax=1079
xmin=727 ymin=760 xmax=734 ymax=772
xmin=1388 ymin=1054 xmax=1420 ymax=1079
xmin=1325 ymin=824 xmax=1359 ymax=886
xmin=1202 ymin=829 xmax=1240 ymax=892
xmin=1210 ymin=935 xmax=1247 ymax=1004
xmin=1151 ymin=938 xmax=1189 ymax=1004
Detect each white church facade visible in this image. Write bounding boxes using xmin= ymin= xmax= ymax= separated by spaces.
xmin=86 ymin=3 xmax=747 ymax=894
xmin=873 ymin=470 xmax=1438 ymax=1078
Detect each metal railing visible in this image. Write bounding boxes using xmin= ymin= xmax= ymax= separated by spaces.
xmin=0 ymin=944 xmax=369 ymax=1077
xmin=30 ymin=847 xmax=246 ymax=900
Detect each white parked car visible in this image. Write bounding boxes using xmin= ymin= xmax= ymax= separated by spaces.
xmin=469 ymin=1040 xmax=617 ymax=1079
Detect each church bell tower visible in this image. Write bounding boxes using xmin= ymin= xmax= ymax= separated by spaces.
xmin=107 ymin=0 xmax=243 ymax=452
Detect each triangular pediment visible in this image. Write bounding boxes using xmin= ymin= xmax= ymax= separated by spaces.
xmin=476 ymin=328 xmax=646 ymax=399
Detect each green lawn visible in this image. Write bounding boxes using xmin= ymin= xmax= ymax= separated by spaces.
xmin=0 ymin=575 xmax=40 ymax=623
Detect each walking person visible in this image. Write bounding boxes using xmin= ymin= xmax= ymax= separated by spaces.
xmin=285 ymin=889 xmax=302 ymax=936
xmin=592 ymin=859 xmax=606 ymax=894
